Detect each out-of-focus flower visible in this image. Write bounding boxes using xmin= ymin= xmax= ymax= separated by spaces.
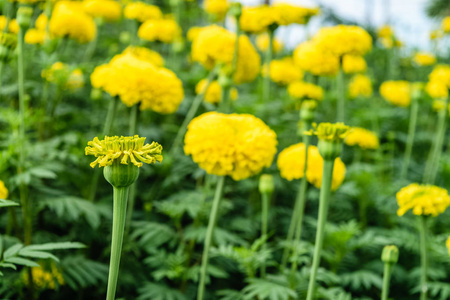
xmin=308 ymin=122 xmax=350 ymax=142
xmin=203 ymin=0 xmax=229 ymax=20
xmin=413 ymin=52 xmax=436 ymax=66
xmin=396 ymin=183 xmax=450 ymax=216
xmin=426 ymin=80 xmax=448 ymax=99
xmin=314 ymin=25 xmax=372 ymax=57
xmin=430 ymin=29 xmax=443 ymax=40
xmin=195 ymin=79 xmax=238 ymax=104
xmin=49 ymin=1 xmax=97 ymax=43
xmin=271 ymin=3 xmax=319 ymax=26
xmin=124 ymin=1 xmax=162 ymax=22
xmin=23 ymin=263 xmax=64 ymax=290
xmin=429 ymin=64 xmax=450 ymax=88
xmin=442 ymin=16 xmax=450 ymax=33
xmin=256 ymin=32 xmax=283 ymax=53
xmin=184 ymin=112 xmax=277 ymax=181
xmin=293 ymin=41 xmax=339 ymax=76
xmin=25 ymin=28 xmax=47 ymax=44
xmin=0 ymin=180 xmax=8 ymax=199
xmin=380 ymin=80 xmax=411 ymax=107
xmin=138 ymin=17 xmax=181 ymax=43
xmin=377 ymin=25 xmax=393 ymax=38
xmin=342 ymin=54 xmax=367 ymax=74
xmin=35 ymin=14 xmax=48 ymax=31
xmin=66 ymin=69 xmax=84 ymax=90
xmin=0 ymin=16 xmax=19 ymax=34
xmin=239 ymin=5 xmax=273 ymax=33
xmin=266 ymin=57 xmax=302 ymax=85
xmin=345 ymin=127 xmax=379 ymax=150
xmin=191 ymin=25 xmax=260 ymax=84
xmin=348 ymin=74 xmax=372 ymax=99
xmin=42 ymin=62 xmax=84 ymax=90
xmin=82 ymin=0 xmax=122 ymax=22
xmin=187 ymin=26 xmax=203 ymax=42
xmin=287 ymin=81 xmax=323 ymax=101
xmin=122 ymin=46 xmax=164 ymax=67
xmin=91 ymin=52 xmax=184 ymax=113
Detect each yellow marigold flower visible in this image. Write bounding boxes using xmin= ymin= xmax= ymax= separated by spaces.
xmin=187 ymin=26 xmax=203 ymax=42
xmin=195 ymin=79 xmax=237 ymax=104
xmin=268 ymin=57 xmax=303 ymax=85
xmin=240 ymin=5 xmax=274 ymax=33
xmin=277 ymin=143 xmax=310 ymax=180
xmin=204 ymin=0 xmax=229 ymax=20
xmin=413 ymin=52 xmax=436 ymax=66
xmin=272 ymin=3 xmax=319 ymax=25
xmin=377 ymin=25 xmax=393 ymax=38
xmin=49 ymin=1 xmax=97 ymax=43
xmin=345 ymin=127 xmax=379 ymax=150
xmin=138 ymin=18 xmax=181 ymax=43
xmin=430 ymin=29 xmax=443 ymax=40
xmin=85 ymin=135 xmax=163 ymax=168
xmin=191 ymin=25 xmax=260 ymax=84
xmin=342 ymin=54 xmax=367 ymax=74
xmin=287 ymin=81 xmax=323 ymax=101
xmin=432 ymin=99 xmax=450 ymax=113
xmin=0 ymin=180 xmax=8 ymax=199
xmin=0 ymin=16 xmax=19 ymax=34
xmin=308 ymin=122 xmax=350 ymax=142
xmin=184 ymin=112 xmax=277 ymax=181
xmin=293 ymin=41 xmax=339 ymax=76
xmin=25 ymin=28 xmax=46 ymax=45
xmin=91 ymin=52 xmax=184 ymax=113
xmin=124 ymin=1 xmax=162 ymax=22
xmin=396 ymin=183 xmax=450 ymax=216
xmin=122 ymin=46 xmax=164 ymax=67
xmin=348 ymin=74 xmax=372 ymax=99
xmin=35 ymin=14 xmax=48 ymax=31
xmin=255 ymin=32 xmax=283 ymax=53
xmin=380 ymin=80 xmax=411 ymax=107
xmin=23 ymin=263 xmax=64 ymax=290
xmin=426 ymin=80 xmax=448 ymax=99
xmin=82 ymin=0 xmax=122 ymax=22
xmin=314 ymin=25 xmax=372 ymax=57
xmin=429 ymin=64 xmax=450 ymax=88
xmin=442 ymin=16 xmax=450 ymax=33
xmin=446 ymin=236 xmax=450 ymax=255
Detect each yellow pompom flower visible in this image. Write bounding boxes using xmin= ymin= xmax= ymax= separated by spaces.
xmin=413 ymin=52 xmax=436 ymax=66
xmin=345 ymin=127 xmax=379 ymax=150
xmin=293 ymin=41 xmax=339 ymax=76
xmin=342 ymin=55 xmax=367 ymax=74
xmin=272 ymin=3 xmax=319 ymax=26
xmin=442 ymin=16 xmax=450 ymax=33
xmin=35 ymin=14 xmax=48 ymax=31
xmin=256 ymin=32 xmax=283 ymax=53
xmin=25 ymin=29 xmax=46 ymax=45
xmin=204 ymin=0 xmax=229 ymax=20
xmin=23 ymin=263 xmax=64 ymax=290
xmin=124 ymin=1 xmax=162 ymax=22
xmin=195 ymin=79 xmax=238 ymax=104
xmin=268 ymin=57 xmax=303 ymax=85
xmin=184 ymin=112 xmax=278 ymax=181
xmin=138 ymin=18 xmax=181 ymax=43
xmin=277 ymin=143 xmax=311 ymax=181
xmin=191 ymin=25 xmax=261 ymax=84
xmin=82 ymin=0 xmax=122 ymax=22
xmin=426 ymin=80 xmax=448 ymax=99
xmin=377 ymin=25 xmax=393 ymax=38
xmin=396 ymin=183 xmax=450 ymax=217
xmin=239 ymin=5 xmax=274 ymax=33
xmin=122 ymin=46 xmax=164 ymax=67
xmin=314 ymin=25 xmax=372 ymax=57
xmin=380 ymin=80 xmax=411 ymax=107
xmin=86 ymin=135 xmax=163 ymax=168
xmin=0 ymin=16 xmax=19 ymax=34
xmin=49 ymin=1 xmax=97 ymax=43
xmin=287 ymin=81 xmax=323 ymax=101
xmin=187 ymin=26 xmax=203 ymax=42
xmin=429 ymin=64 xmax=450 ymax=88
xmin=0 ymin=180 xmax=8 ymax=199
xmin=348 ymin=74 xmax=373 ymax=99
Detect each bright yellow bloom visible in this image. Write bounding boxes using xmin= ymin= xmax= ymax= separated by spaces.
xmin=442 ymin=16 xmax=450 ymax=33
xmin=287 ymin=81 xmax=323 ymax=101
xmin=122 ymin=46 xmax=164 ymax=67
xmin=429 ymin=64 xmax=450 ymax=88
xmin=432 ymin=99 xmax=450 ymax=113
xmin=377 ymin=25 xmax=393 ymax=38
xmin=138 ymin=18 xmax=181 ymax=43
xmin=23 ymin=263 xmax=64 ymax=290
xmin=0 ymin=16 xmax=19 ymax=34
xmin=239 ymin=5 xmax=273 ymax=33
xmin=91 ymin=52 xmax=184 ymax=113
xmin=446 ymin=236 xmax=450 ymax=256
xmin=191 ymin=25 xmax=260 ymax=84
xmin=49 ymin=1 xmax=97 ymax=43
xmin=345 ymin=127 xmax=379 ymax=150
xmin=187 ymin=26 xmax=203 ymax=42
xmin=85 ymin=135 xmax=163 ymax=168
xmin=267 ymin=57 xmax=303 ymax=85
xmin=124 ymin=1 xmax=162 ymax=22
xmin=82 ymin=0 xmax=122 ymax=22
xmin=396 ymin=183 xmax=450 ymax=216
xmin=271 ymin=3 xmax=319 ymax=26
xmin=195 ymin=79 xmax=238 ymax=104
xmin=380 ymin=80 xmax=411 ymax=107
xmin=0 ymin=180 xmax=8 ymax=199
xmin=255 ymin=32 xmax=283 ymax=53
xmin=342 ymin=55 xmax=367 ymax=74
xmin=293 ymin=41 xmax=339 ymax=76
xmin=35 ymin=14 xmax=48 ymax=31
xmin=306 ymin=145 xmax=346 ymax=191
xmin=348 ymin=74 xmax=372 ymax=99
xmin=184 ymin=112 xmax=277 ymax=181
xmin=413 ymin=52 xmax=436 ymax=66
xmin=426 ymin=80 xmax=448 ymax=99
xmin=308 ymin=122 xmax=350 ymax=142
xmin=204 ymin=0 xmax=229 ymax=20
xmin=314 ymin=25 xmax=372 ymax=57
xmin=25 ymin=28 xmax=46 ymax=45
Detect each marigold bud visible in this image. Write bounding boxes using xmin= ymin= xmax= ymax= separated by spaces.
xmin=17 ymin=6 xmax=33 ymax=29
xmin=104 ymin=160 xmax=140 ymax=188
xmin=299 ymin=100 xmax=317 ymax=123
xmin=259 ymin=174 xmax=274 ymax=195
xmin=228 ymin=2 xmax=242 ymax=19
xmin=381 ymin=245 xmax=399 ymax=264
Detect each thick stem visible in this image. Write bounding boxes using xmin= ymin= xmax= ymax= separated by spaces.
xmin=381 ymin=263 xmax=392 ymax=300
xmin=260 ymin=192 xmax=270 ymax=278
xmin=197 ymin=176 xmax=225 ymax=300
xmin=419 ymin=216 xmax=428 ymax=300
xmin=106 ymin=187 xmax=129 ymax=300
xmin=262 ymin=29 xmax=274 ymax=103
xmin=336 ymin=66 xmax=345 ymax=122
xmin=400 ymin=97 xmax=419 ymax=180
xmin=306 ymin=159 xmax=334 ymax=300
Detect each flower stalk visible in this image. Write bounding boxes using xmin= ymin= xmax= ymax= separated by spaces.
xmin=262 ymin=26 xmax=275 ymax=103
xmin=401 ymin=89 xmax=420 ymax=180
xmin=419 ymin=216 xmax=428 ymax=300
xmin=381 ymin=245 xmax=399 ymax=300
xmin=259 ymin=174 xmax=274 ymax=278
xmin=336 ymin=66 xmax=345 ymax=122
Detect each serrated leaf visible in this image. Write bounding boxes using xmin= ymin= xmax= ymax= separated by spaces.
xmin=3 ymin=244 xmax=23 ymax=258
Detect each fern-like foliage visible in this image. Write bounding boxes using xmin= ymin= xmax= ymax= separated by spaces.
xmin=137 ymin=282 xmax=187 ymax=300
xmin=61 ymin=255 xmax=109 ymax=289
xmin=242 ymin=275 xmax=297 ymax=300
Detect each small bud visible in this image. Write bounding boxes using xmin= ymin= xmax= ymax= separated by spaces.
xmin=104 ymin=160 xmax=140 ymax=188
xmin=259 ymin=174 xmax=274 ymax=195
xmin=172 ymin=37 xmax=185 ymax=54
xmin=318 ymin=139 xmax=343 ymax=160
xmin=381 ymin=245 xmax=399 ymax=264
xmin=119 ymin=31 xmax=131 ymax=44
xmin=91 ymin=88 xmax=103 ymax=100
xmin=218 ymin=67 xmax=233 ymax=89
xmin=17 ymin=6 xmax=33 ymax=29
xmin=299 ymin=100 xmax=317 ymax=123
xmin=411 ymin=82 xmax=424 ymax=100
xmin=228 ymin=2 xmax=242 ymax=19
xmin=307 ymin=122 xmax=349 ymax=160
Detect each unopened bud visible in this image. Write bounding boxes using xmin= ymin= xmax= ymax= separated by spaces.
xmin=17 ymin=6 xmax=33 ymax=29
xmin=259 ymin=174 xmax=274 ymax=195
xmin=381 ymin=245 xmax=399 ymax=264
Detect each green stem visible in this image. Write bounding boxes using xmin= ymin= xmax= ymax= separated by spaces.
xmin=83 ymin=29 xmax=98 ymax=63
xmin=197 ymin=176 xmax=225 ymax=300
xmin=260 ymin=191 xmax=270 ymax=278
xmin=419 ymin=216 xmax=428 ymax=300
xmin=106 ymin=187 xmax=129 ymax=300
xmin=0 ymin=61 xmax=3 ymax=101
xmin=381 ymin=263 xmax=392 ymax=300
xmin=306 ymin=159 xmax=334 ymax=300
xmin=400 ymin=97 xmax=419 ymax=180
xmin=218 ymin=85 xmax=231 ymax=113
xmin=337 ymin=66 xmax=345 ymax=122
xmin=262 ymin=29 xmax=274 ymax=103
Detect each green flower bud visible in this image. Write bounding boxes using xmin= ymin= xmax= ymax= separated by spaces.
xmin=90 ymin=88 xmax=103 ymax=100
xmin=299 ymin=100 xmax=317 ymax=123
xmin=218 ymin=68 xmax=233 ymax=89
xmin=259 ymin=174 xmax=274 ymax=195
xmin=318 ymin=139 xmax=343 ymax=160
xmin=228 ymin=2 xmax=242 ymax=19
xmin=381 ymin=245 xmax=399 ymax=264
xmin=119 ymin=31 xmax=131 ymax=44
xmin=411 ymin=82 xmax=424 ymax=100
xmin=104 ymin=160 xmax=140 ymax=188
xmin=17 ymin=6 xmax=33 ymax=29
xmin=172 ymin=38 xmax=185 ymax=54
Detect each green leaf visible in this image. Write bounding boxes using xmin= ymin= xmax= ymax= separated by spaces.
xmin=24 ymin=242 xmax=85 ymax=251
xmin=3 ymin=243 xmax=23 ymax=259
xmin=4 ymin=257 xmax=39 ymax=267
xmin=242 ymin=277 xmax=297 ymax=300
xmin=0 ymin=199 xmax=19 ymax=208
xmin=137 ymin=282 xmax=187 ymax=300
xmin=18 ymin=249 xmax=59 ymax=262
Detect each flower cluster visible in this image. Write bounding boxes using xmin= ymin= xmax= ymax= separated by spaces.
xmin=0 ymin=180 xmax=8 ymax=199
xmin=24 ymin=263 xmax=64 ymax=290
xmin=293 ymin=41 xmax=339 ymax=76
xmin=195 ymin=79 xmax=238 ymax=104
xmin=287 ymin=81 xmax=323 ymax=101
xmin=0 ymin=16 xmax=19 ymax=34
xmin=314 ymin=25 xmax=372 ymax=57
xmin=267 ymin=57 xmax=303 ymax=85
xmin=413 ymin=52 xmax=436 ymax=67
xmin=396 ymin=183 xmax=450 ymax=216
xmin=184 ymin=112 xmax=277 ymax=181
xmin=342 ymin=55 xmax=367 ymax=74
xmin=348 ymin=74 xmax=373 ymax=99
xmin=380 ymin=80 xmax=411 ymax=107
xmin=124 ymin=1 xmax=162 ymax=22
xmin=345 ymin=127 xmax=379 ymax=150
xmin=85 ymin=135 xmax=163 ymax=168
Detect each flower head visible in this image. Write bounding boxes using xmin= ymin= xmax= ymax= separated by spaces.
xmin=348 ymin=74 xmax=372 ymax=99
xmin=184 ymin=112 xmax=277 ymax=181
xmin=204 ymin=0 xmax=229 ymax=20
xmin=413 ymin=52 xmax=436 ymax=67
xmin=426 ymin=80 xmax=448 ymax=99
xmin=124 ymin=1 xmax=162 ymax=22
xmin=82 ymin=0 xmax=122 ymax=22
xmin=429 ymin=64 xmax=450 ymax=89
xmin=377 ymin=25 xmax=393 ymax=38
xmin=293 ymin=41 xmax=339 ymax=76
xmin=342 ymin=55 xmax=367 ymax=74
xmin=138 ymin=17 xmax=181 ymax=43
xmin=396 ymin=183 xmax=450 ymax=216
xmin=256 ymin=33 xmax=283 ymax=53
xmin=0 ymin=16 xmax=19 ymax=34
xmin=0 ymin=180 xmax=8 ymax=199
xmin=308 ymin=122 xmax=350 ymax=142
xmin=380 ymin=80 xmax=411 ymax=107
xmin=442 ymin=16 xmax=450 ymax=33
xmin=85 ymin=135 xmax=162 ymax=168
xmin=23 ymin=263 xmax=64 ymax=290
xmin=267 ymin=57 xmax=303 ymax=85
xmin=306 ymin=146 xmax=346 ymax=191
xmin=288 ymin=81 xmax=323 ymax=101
xmin=195 ymin=79 xmax=237 ymax=104
xmin=122 ymin=46 xmax=164 ymax=67
xmin=345 ymin=127 xmax=379 ymax=150
xmin=25 ymin=29 xmax=47 ymax=45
